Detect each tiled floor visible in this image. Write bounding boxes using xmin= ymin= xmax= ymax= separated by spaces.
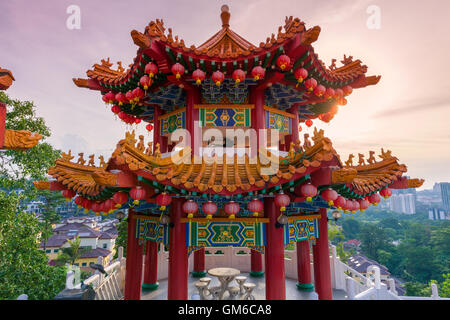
xmin=141 ymin=272 xmax=347 ymax=300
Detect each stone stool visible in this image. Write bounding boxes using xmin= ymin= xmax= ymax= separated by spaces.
xmin=243 ymin=283 xmax=256 ymax=300
xmin=194 ymin=281 xmax=209 ymax=300
xmin=228 ymin=286 xmax=240 ymax=300
xmin=199 ymin=277 xmax=212 ymax=297
xmin=235 ymin=276 xmax=247 ymax=295
xmin=209 ymin=286 xmax=222 ymax=300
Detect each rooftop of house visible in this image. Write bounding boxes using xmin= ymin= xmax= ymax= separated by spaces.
xmin=80 ymin=247 xmax=111 ymax=258
xmin=347 ymin=254 xmax=390 ymax=276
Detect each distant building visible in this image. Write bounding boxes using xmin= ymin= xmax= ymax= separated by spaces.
xmin=440 ymin=183 xmax=450 ymax=211
xmin=433 ymin=183 xmax=442 ymax=194
xmin=389 ymin=194 xmax=416 ymax=214
xmin=428 ymin=208 xmax=449 ymax=221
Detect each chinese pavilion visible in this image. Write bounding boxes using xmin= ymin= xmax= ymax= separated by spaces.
xmin=34 ymin=6 xmax=424 ymax=300
xmin=0 ymin=67 xmax=42 ymax=150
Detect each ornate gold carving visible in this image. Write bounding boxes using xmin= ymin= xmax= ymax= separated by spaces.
xmin=367 ymin=151 xmax=376 ymax=164
xmin=301 ymin=26 xmax=321 ymax=45
xmin=312 ymin=127 xmax=325 ymax=144
xmin=379 ymin=148 xmax=396 ymax=160
xmin=61 ymin=150 xmax=74 ymax=162
xmin=88 ymin=154 xmax=95 ymax=166
xmin=92 ymin=170 xmax=117 ymax=186
xmin=332 ymin=168 xmax=358 ymax=184
xmin=358 ymin=153 xmax=365 ymax=166
xmin=77 ymin=153 xmax=86 ymax=165
xmin=137 ymin=135 xmax=145 ymax=152
xmin=0 ymin=68 xmax=15 ymax=90
xmin=345 ymin=154 xmax=354 ymax=167
xmin=303 ymin=133 xmax=311 ymax=149
xmin=98 ymin=155 xmax=107 ymax=169
xmin=33 ymin=180 xmax=50 ymax=190
xmin=407 ymin=178 xmax=424 ymax=188
xmin=3 ymin=129 xmax=42 ymax=150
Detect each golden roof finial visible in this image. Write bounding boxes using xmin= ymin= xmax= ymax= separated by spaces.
xmin=221 ymin=5 xmax=230 ymax=28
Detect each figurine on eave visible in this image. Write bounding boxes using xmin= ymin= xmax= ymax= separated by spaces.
xmin=61 ymin=150 xmax=74 ymax=162
xmin=312 ymin=127 xmax=325 ymax=144
xmin=303 ymin=133 xmax=312 ymax=149
xmin=154 ymin=143 xmax=161 ymax=158
xmin=358 ymin=153 xmax=365 ymax=166
xmin=367 ymin=151 xmax=376 ymax=164
xmin=137 ymin=135 xmax=145 ymax=152
xmin=379 ymin=148 xmax=395 ymax=160
xmin=145 ymin=142 xmax=153 ymax=156
xmin=345 ymin=154 xmax=354 ymax=167
xmin=295 ymin=139 xmax=303 ymax=153
xmin=77 ymin=153 xmax=86 ymax=165
xmin=88 ymin=154 xmax=96 ymax=166
xmin=99 ymin=155 xmax=107 ymax=169
xmin=288 ymin=142 xmax=296 ymax=160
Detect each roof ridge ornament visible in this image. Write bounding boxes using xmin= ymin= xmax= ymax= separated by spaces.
xmin=221 ymin=5 xmax=230 ymax=28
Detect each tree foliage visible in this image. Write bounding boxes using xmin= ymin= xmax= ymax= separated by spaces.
xmin=54 ymin=236 xmax=89 ymax=266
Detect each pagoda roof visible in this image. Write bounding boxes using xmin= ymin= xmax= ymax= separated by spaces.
xmin=34 ymin=128 xmax=423 ymax=201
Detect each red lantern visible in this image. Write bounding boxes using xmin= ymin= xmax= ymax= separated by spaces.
xmin=298 ymin=125 xmax=302 ymax=132
xmin=232 ymin=69 xmax=246 ymax=85
xmin=368 ymin=193 xmax=381 ymax=206
xmin=343 ymin=85 xmax=353 ymax=96
xmin=113 ymin=191 xmax=128 ymax=208
xmin=212 ymin=71 xmax=225 ymax=86
xmin=115 ymin=92 xmax=127 ymax=106
xmin=276 ymin=54 xmax=291 ymax=70
xmin=274 ymin=193 xmax=290 ymax=211
xmin=82 ymin=198 xmax=92 ymax=213
xmin=379 ymin=187 xmax=392 ymax=199
xmin=304 ymin=78 xmax=317 ymax=92
xmin=130 ymin=186 xmax=147 ymax=205
xmin=135 ymin=118 xmax=141 ymax=124
xmin=251 ymin=66 xmax=265 ymax=81
xmin=338 ymin=98 xmax=347 ymax=106
xmin=294 ymin=68 xmax=308 ymax=86
xmin=314 ymin=84 xmax=326 ymax=97
xmin=103 ymin=91 xmax=115 ymax=104
xmin=92 ymin=201 xmax=102 ymax=214
xmin=125 ymin=90 xmax=134 ymax=104
xmin=301 ymin=183 xmax=317 ymax=202
xmin=335 ymin=196 xmax=347 ymax=210
xmin=322 ymin=188 xmax=338 ymax=206
xmin=111 ymin=105 xmax=121 ymax=114
xmin=192 ymin=69 xmax=205 ymax=85
xmin=104 ymin=198 xmax=117 ymax=214
xmin=171 ymin=63 xmax=185 ymax=79
xmin=334 ymin=88 xmax=344 ymax=99
xmin=156 ymin=192 xmax=172 ymax=210
xmin=248 ymin=198 xmax=263 ymax=217
xmin=305 ymin=119 xmax=313 ymax=127
xmin=224 ymin=201 xmax=239 ymax=219
xmin=146 ymin=123 xmax=154 ymax=131
xmin=352 ymin=200 xmax=360 ymax=213
xmin=62 ymin=189 xmax=76 ymax=201
xmin=74 ymin=196 xmax=84 ymax=208
xmin=324 ymin=88 xmax=335 ymax=100
xmin=203 ymin=201 xmax=217 ymax=220
xmin=133 ymin=87 xmax=144 ymax=102
xmin=140 ymin=75 xmax=152 ymax=91
xmin=319 ymin=112 xmax=333 ymax=123
xmin=145 ymin=62 xmax=158 ymax=78
xmin=183 ymin=200 xmax=199 ymax=219
xmin=359 ymin=198 xmax=370 ymax=212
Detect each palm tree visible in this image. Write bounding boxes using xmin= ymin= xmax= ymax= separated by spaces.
xmin=54 ymin=236 xmax=89 ymax=266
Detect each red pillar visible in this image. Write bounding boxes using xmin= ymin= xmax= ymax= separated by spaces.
xmin=250 ymin=249 xmax=264 ymax=277
xmin=142 ymin=240 xmax=159 ymax=291
xmin=124 ymin=210 xmax=144 ymax=300
xmin=250 ymin=87 xmax=265 ymax=157
xmin=192 ymin=248 xmax=206 ymax=277
xmin=153 ymin=106 xmax=162 ymax=153
xmin=313 ymin=208 xmax=333 ymax=300
xmin=168 ymin=198 xmax=188 ymax=300
xmin=264 ymin=197 xmax=286 ymax=300
xmin=296 ymin=240 xmax=314 ymax=291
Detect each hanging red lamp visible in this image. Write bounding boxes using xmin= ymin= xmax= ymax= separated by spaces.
xmin=334 ymin=88 xmax=344 ymax=99
xmin=125 ymin=90 xmax=135 ymax=104
xmin=298 ymin=125 xmax=302 ymax=132
xmin=183 ymin=200 xmax=199 ymax=219
xmin=156 ymin=192 xmax=172 ymax=211
xmin=192 ymin=69 xmax=206 ymax=85
xmin=352 ymin=199 xmax=360 ymax=213
xmin=145 ymin=62 xmax=158 ymax=78
xmin=91 ymin=201 xmax=102 ymax=214
xmin=251 ymin=66 xmax=265 ymax=81
xmin=314 ymin=84 xmax=326 ymax=98
xmin=324 ymin=88 xmax=335 ymax=100
xmin=368 ymin=193 xmax=381 ymax=206
xmin=113 ymin=191 xmax=128 ymax=208
xmin=82 ymin=198 xmax=92 ymax=213
xmin=104 ymin=198 xmax=117 ymax=214
xmin=335 ymin=196 xmax=347 ymax=210
xmin=102 ymin=91 xmax=115 ymax=104
xmin=224 ymin=201 xmax=240 ymax=219
xmin=338 ymin=97 xmax=347 ymax=106
xmin=146 ymin=123 xmax=154 ymax=132
xmin=203 ymin=201 xmax=217 ymax=220
xmin=301 ymin=183 xmax=318 ymax=202
xmin=232 ymin=69 xmax=246 ymax=85
xmin=322 ymin=188 xmax=338 ymax=206
xmin=74 ymin=196 xmax=84 ymax=208
xmin=359 ymin=198 xmax=370 ymax=212
xmin=62 ymin=189 xmax=76 ymax=201
xmin=130 ymin=186 xmax=147 ymax=205
xmin=305 ymin=119 xmax=313 ymax=127
xmin=294 ymin=68 xmax=308 ymax=87
xmin=276 ymin=54 xmax=291 ymax=70
xmin=212 ymin=71 xmax=225 ymax=86
xmin=274 ymin=193 xmax=290 ymax=211
xmin=304 ymin=78 xmax=317 ymax=92
xmin=248 ymin=198 xmax=263 ymax=217
xmin=140 ymin=75 xmax=152 ymax=93
xmin=111 ymin=105 xmax=121 ymax=114
xmin=133 ymin=87 xmax=144 ymax=103
xmin=171 ymin=63 xmax=185 ymax=79
xmin=379 ymin=187 xmax=392 ymax=199
xmin=343 ymin=85 xmax=353 ymax=96
xmin=115 ymin=92 xmax=127 ymax=106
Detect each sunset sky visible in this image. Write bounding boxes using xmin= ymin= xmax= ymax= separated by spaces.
xmin=1 ymin=0 xmax=449 ymax=190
